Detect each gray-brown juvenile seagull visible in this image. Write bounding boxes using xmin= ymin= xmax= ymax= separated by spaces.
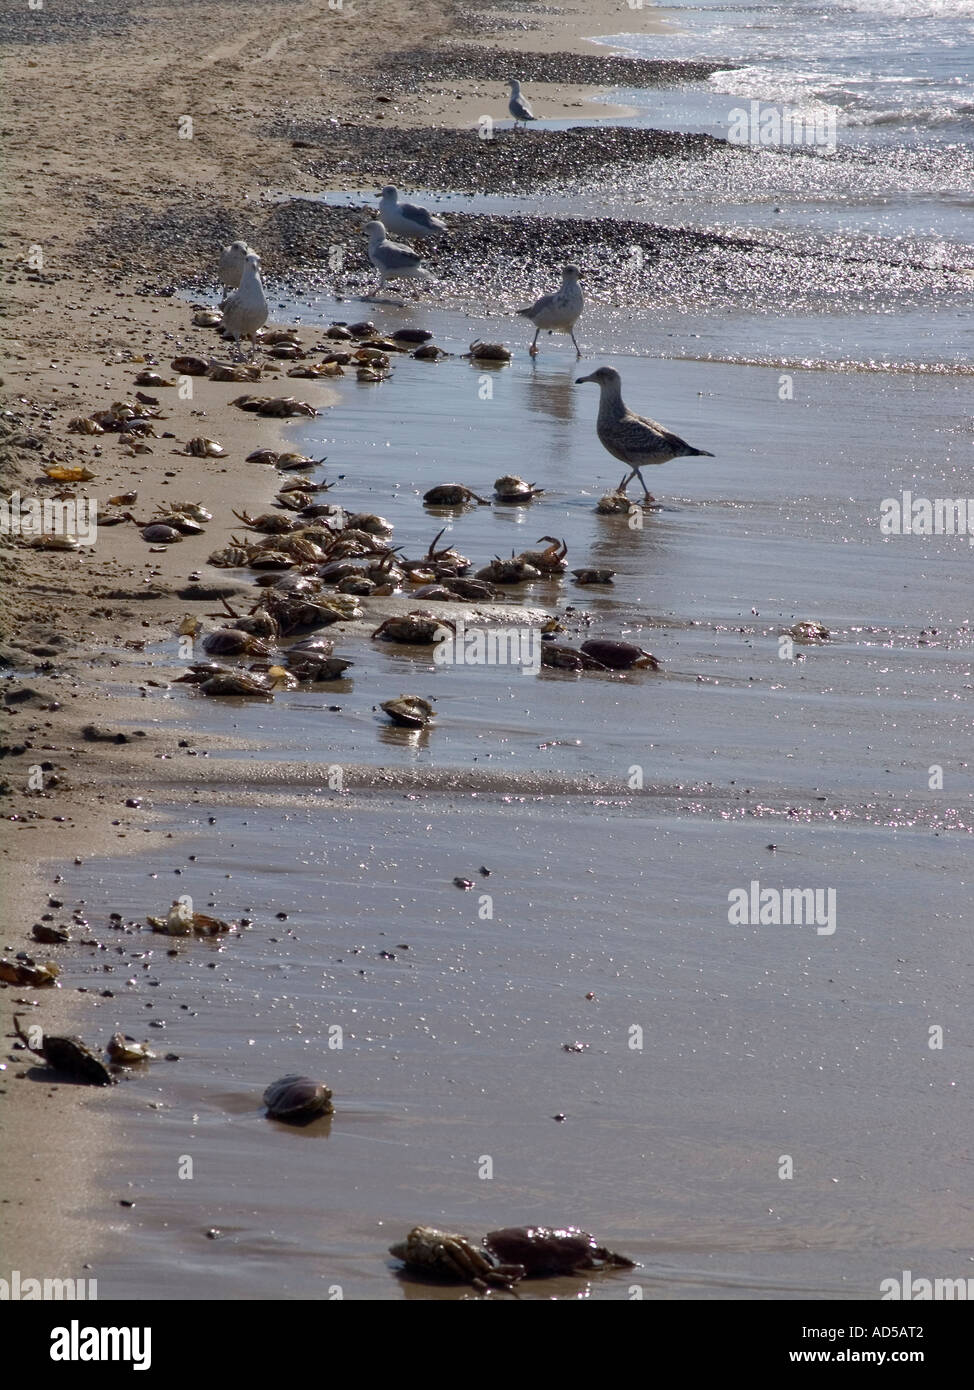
xmin=576 ymin=366 xmax=714 ymax=501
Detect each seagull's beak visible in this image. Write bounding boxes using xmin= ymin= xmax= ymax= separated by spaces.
xmin=575 ymin=374 xmax=593 ymax=384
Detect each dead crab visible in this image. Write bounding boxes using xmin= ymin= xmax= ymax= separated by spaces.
xmin=13 ymin=1015 xmax=114 ymax=1086
xmin=232 ymin=509 xmax=297 ymax=534
xmin=423 ymin=484 xmax=489 ymax=507
xmin=494 ymin=474 xmax=542 ymax=502
xmin=476 ymin=554 xmax=541 ymax=585
xmin=518 ymin=536 xmax=567 ymax=574
xmin=372 ymin=611 xmax=455 ymax=645
xmin=579 ymin=639 xmax=660 ymax=671
xmin=484 ymin=1227 xmax=636 ymax=1278
xmin=380 ymin=695 xmax=436 ymax=728
xmin=389 ymin=1226 xmax=523 ymax=1292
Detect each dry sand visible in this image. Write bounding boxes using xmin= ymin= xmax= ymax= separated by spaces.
xmin=0 ymin=0 xmax=680 ymax=1286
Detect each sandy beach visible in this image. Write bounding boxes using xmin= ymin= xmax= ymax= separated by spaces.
xmin=2 ymin=0 xmax=971 ymax=1306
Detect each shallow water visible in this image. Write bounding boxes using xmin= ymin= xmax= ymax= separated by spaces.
xmin=71 ymin=793 xmax=974 ymax=1300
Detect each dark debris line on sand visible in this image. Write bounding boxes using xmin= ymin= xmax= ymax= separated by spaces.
xmin=373 ymin=47 xmax=733 ymax=90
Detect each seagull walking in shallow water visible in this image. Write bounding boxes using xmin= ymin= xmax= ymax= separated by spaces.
xmin=221 ymin=251 xmax=268 ymax=360
xmin=508 ymin=79 xmax=536 ymax=129
xmin=378 ymin=186 xmax=447 ymax=242
xmin=576 ymin=366 xmax=714 ymax=501
xmin=518 ymin=265 xmax=583 ymax=356
xmin=365 ymin=219 xmax=429 ymax=300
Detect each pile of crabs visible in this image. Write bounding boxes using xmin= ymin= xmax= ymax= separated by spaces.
xmin=183 ymin=480 xmax=659 ymax=696
xmin=389 ymin=1224 xmax=636 ymax=1294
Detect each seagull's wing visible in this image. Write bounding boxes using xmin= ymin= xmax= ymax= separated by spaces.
xmin=400 ymin=201 xmax=446 ymax=231
xmin=511 ymin=95 xmax=535 ymax=120
xmin=374 ymin=239 xmax=424 ymax=270
xmin=516 ymin=290 xmax=554 ymax=318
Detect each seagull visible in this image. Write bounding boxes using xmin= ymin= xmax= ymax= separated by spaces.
xmin=517 ymin=265 xmax=584 ymax=356
xmin=221 ymin=251 xmax=268 ymax=360
xmin=508 ymin=79 xmax=536 ymax=130
xmin=218 ymin=240 xmax=256 ymax=291
xmin=364 ymin=219 xmax=429 ymax=299
xmin=576 ymin=366 xmax=714 ymax=502
xmin=378 ymin=186 xmax=447 ymax=242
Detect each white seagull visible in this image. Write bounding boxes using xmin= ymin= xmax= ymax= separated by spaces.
xmin=508 ymin=79 xmax=536 ymax=130
xmin=517 ymin=265 xmax=584 ymax=356
xmin=218 ymin=239 xmax=256 ymax=291
xmin=576 ymin=366 xmax=714 ymax=502
xmin=365 ymin=219 xmax=429 ymax=299
xmin=378 ymin=186 xmax=447 ymax=242
xmin=221 ymin=251 xmax=268 ymax=360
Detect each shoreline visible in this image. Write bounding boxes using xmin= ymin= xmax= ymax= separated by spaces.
xmin=0 ymin=0 xmax=691 ymax=1285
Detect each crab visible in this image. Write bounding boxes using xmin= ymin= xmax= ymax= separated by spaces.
xmin=201 ymin=628 xmax=273 ymax=658
xmin=440 ymin=576 xmax=498 ymax=601
xmin=493 ymin=474 xmax=542 ymax=502
xmin=263 ymin=1075 xmax=333 ymax=1123
xmin=540 ymin=642 xmax=610 ymax=672
xmin=345 ymin=512 xmax=394 ymax=537
xmin=595 ymin=485 xmax=639 ymax=515
xmin=13 ymin=1015 xmax=114 ymax=1086
xmin=141 ymin=523 xmax=182 ymax=544
xmin=183 ymin=437 xmax=226 ymax=457
xmin=787 ymin=620 xmax=830 ymax=644
xmin=106 ymin=1034 xmax=156 ymax=1065
xmin=233 ymin=509 xmax=297 ymax=534
xmin=372 ymin=611 xmax=456 ymax=645
xmin=579 ymin=640 xmax=660 ymax=671
xmin=484 ymin=1227 xmax=636 ymax=1278
xmin=476 ymin=554 xmax=541 ymax=585
xmin=389 ymin=1226 xmax=524 ymax=1292
xmin=518 ymin=536 xmax=568 ymax=574
xmin=572 ymin=568 xmax=615 ymax=584
xmin=198 ymin=672 xmax=275 ymax=697
xmin=467 ymin=341 xmax=512 ymax=362
xmin=380 ymin=695 xmax=435 ymax=728
xmin=423 ymin=484 xmax=489 ymax=507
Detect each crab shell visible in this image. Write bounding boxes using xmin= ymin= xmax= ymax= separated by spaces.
xmin=14 ymin=1017 xmax=114 ymax=1086
xmin=484 ymin=1226 xmax=636 ymax=1277
xmin=494 ymin=474 xmax=543 ymax=501
xmin=202 ymin=629 xmax=273 ymax=657
xmin=381 ymin=696 xmax=435 ymax=728
xmin=579 ymin=640 xmax=660 ymax=671
xmin=263 ymin=1075 xmax=334 ymax=1123
xmin=389 ymin=1226 xmax=523 ymax=1291
xmin=572 ymin=568 xmax=615 ymax=584
xmin=423 ymin=484 xmax=488 ymax=506
xmin=372 ymin=612 xmax=456 ymax=644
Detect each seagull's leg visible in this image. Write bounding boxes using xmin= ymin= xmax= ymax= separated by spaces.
xmin=570 ymin=329 xmax=582 ymax=358
xmin=635 ymin=468 xmax=655 ymax=504
xmin=529 ymin=328 xmax=540 ymax=357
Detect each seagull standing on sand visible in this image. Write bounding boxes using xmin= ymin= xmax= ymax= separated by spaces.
xmin=576 ymin=366 xmax=714 ymax=501
xmin=378 ymin=186 xmax=447 ymax=242
xmin=218 ymin=239 xmax=256 ymax=291
xmin=365 ymin=219 xmax=429 ymax=299
xmin=221 ymin=251 xmax=268 ymax=360
xmin=508 ymin=79 xmax=536 ymax=130
xmin=518 ymin=265 xmax=584 ymax=356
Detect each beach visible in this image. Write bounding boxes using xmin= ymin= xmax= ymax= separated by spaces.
xmin=1 ymin=0 xmax=972 ymax=1302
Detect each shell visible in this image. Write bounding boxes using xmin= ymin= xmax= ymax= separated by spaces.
xmin=392 ymin=328 xmax=433 ymax=345
xmin=579 ymin=640 xmax=660 ymax=671
xmin=467 ymin=341 xmax=512 ymax=361
xmin=170 ymin=355 xmax=210 ymax=375
xmin=572 ymin=568 xmax=615 ymax=584
xmin=381 ymin=696 xmax=436 ymax=728
xmin=106 ymin=1034 xmax=156 ymax=1065
xmin=184 ymin=437 xmax=226 ymax=457
xmin=493 ymin=474 xmax=542 ymax=501
xmin=192 ymin=310 xmax=224 ymax=327
xmin=141 ymin=524 xmax=182 ymax=544
xmin=263 ymin=1074 xmax=334 ymax=1122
